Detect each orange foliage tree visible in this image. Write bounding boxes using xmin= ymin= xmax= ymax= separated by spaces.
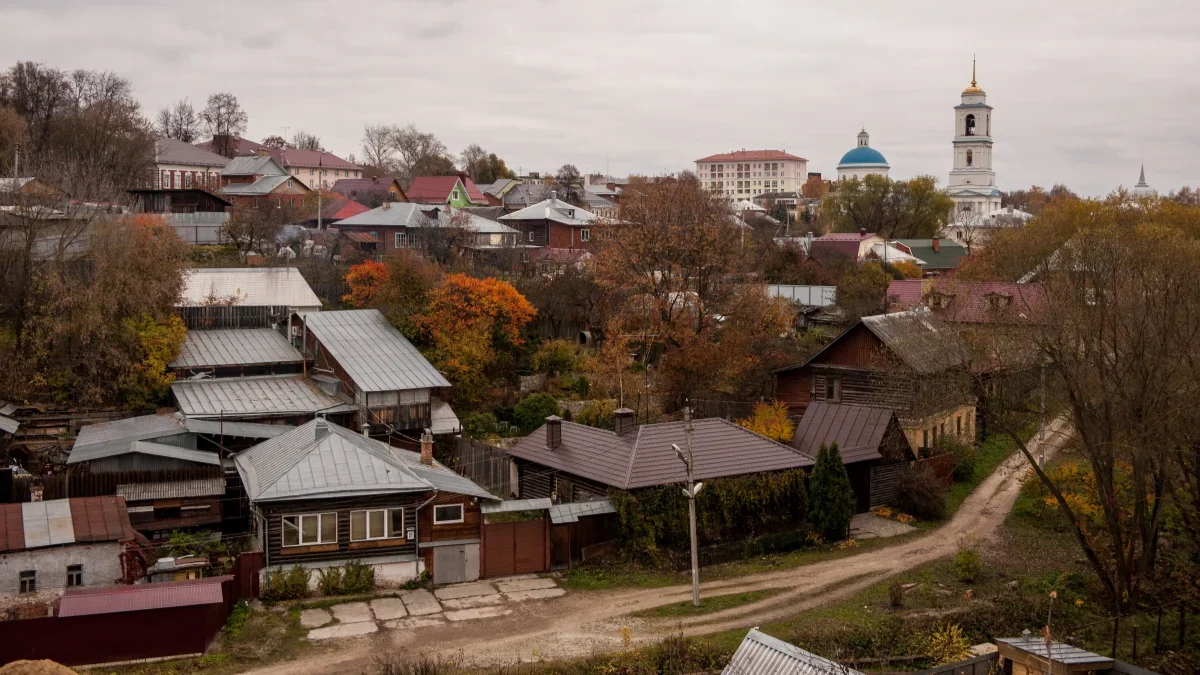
xmin=342 ymin=260 xmax=389 ymax=308
xmin=419 ymin=274 xmax=536 ymax=408
xmin=736 ymin=401 xmax=795 ymax=443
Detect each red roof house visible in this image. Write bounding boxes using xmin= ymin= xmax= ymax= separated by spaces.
xmin=406 ymin=174 xmax=488 ymax=206
xmin=695 ymin=150 xmax=808 ymax=163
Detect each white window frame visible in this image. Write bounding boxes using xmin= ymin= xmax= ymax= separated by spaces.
xmin=66 ymin=564 xmax=82 ymax=587
xmin=19 ymin=570 xmax=36 ymax=594
xmin=350 ymin=508 xmax=405 ymax=541
xmin=580 ymin=228 xmax=590 ymax=242
xmin=395 ymin=232 xmax=407 ymax=248
xmin=527 ymin=230 xmax=535 ymax=243
xmin=281 ymin=512 xmax=338 ymax=547
xmin=433 ymin=503 xmax=465 ymax=525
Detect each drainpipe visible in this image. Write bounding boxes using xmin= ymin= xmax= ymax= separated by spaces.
xmin=414 ymin=489 xmax=440 ymax=575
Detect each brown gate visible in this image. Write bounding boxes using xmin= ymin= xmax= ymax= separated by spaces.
xmin=482 ymin=520 xmax=548 ymax=578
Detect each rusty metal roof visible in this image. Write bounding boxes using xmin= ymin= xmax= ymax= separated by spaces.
xmin=508 ymin=418 xmax=813 ymax=490
xmin=0 ymin=497 xmax=136 ymax=553
xmin=791 ymin=402 xmax=896 ymax=464
xmin=117 ymin=477 xmax=227 ymax=502
xmin=58 ymin=576 xmax=231 ymax=616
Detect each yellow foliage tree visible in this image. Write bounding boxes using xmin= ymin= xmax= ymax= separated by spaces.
xmin=736 ymin=401 xmax=796 ymax=443
xmin=119 ymin=314 xmax=187 ymax=409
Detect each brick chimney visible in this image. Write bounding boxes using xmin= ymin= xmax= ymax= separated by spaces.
xmin=931 ymin=237 xmax=941 ymax=253
xmin=314 ymin=416 xmax=329 ymax=440
xmin=545 ymin=415 xmax=562 ymax=449
xmin=420 ymin=429 xmax=434 ymax=465
xmin=614 ymin=408 xmax=635 ymax=436
xmin=859 ymin=227 xmax=867 ymax=238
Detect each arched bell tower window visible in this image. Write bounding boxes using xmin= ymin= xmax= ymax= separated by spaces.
xmin=966 ymin=149 xmax=973 ymax=166
xmin=965 ymin=114 xmax=976 ymax=136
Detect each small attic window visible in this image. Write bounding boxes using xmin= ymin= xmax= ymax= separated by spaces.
xmin=929 ymin=292 xmax=954 ymax=309
xmin=985 ymin=293 xmax=1013 ymax=310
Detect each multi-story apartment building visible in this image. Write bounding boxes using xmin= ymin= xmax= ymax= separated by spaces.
xmin=694 ymin=150 xmax=808 ymax=199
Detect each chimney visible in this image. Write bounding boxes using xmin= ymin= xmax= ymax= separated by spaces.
xmin=420 ymin=429 xmax=434 ymax=465
xmin=545 ymin=415 xmax=562 ymax=449
xmin=614 ymin=408 xmax=635 ymax=436
xmin=932 ymin=237 xmax=941 ymax=253
xmin=362 ymin=423 xmax=370 ymax=437
xmin=314 ymin=417 xmax=329 ymax=440
xmin=549 ymin=190 xmax=557 ymax=205
xmin=859 ymin=227 xmax=867 ymax=238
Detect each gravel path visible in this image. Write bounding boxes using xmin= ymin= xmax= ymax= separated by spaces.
xmin=242 ymin=421 xmax=1070 ymax=674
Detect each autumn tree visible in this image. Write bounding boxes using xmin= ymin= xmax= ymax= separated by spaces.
xmin=736 ymin=401 xmax=795 ymax=443
xmin=1000 ymin=184 xmax=1078 ymax=216
xmin=553 ymin=164 xmax=583 ymax=203
xmin=260 ymin=134 xmax=287 ymax=149
xmin=342 ymin=260 xmax=389 ymax=309
xmin=460 ymin=143 xmax=515 ymax=185
xmin=201 ymin=92 xmax=248 ymax=158
xmin=834 ymin=260 xmax=891 ymax=322
xmin=801 ymin=174 xmax=829 ymax=200
xmin=155 ymin=98 xmax=201 ymax=143
xmin=222 ymin=201 xmax=290 ymax=253
xmin=825 ymin=175 xmax=954 ymax=238
xmin=418 ymin=274 xmax=536 ymax=408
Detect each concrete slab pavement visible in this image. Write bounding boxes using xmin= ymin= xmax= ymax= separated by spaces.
xmin=440 ymin=594 xmax=505 ymax=610
xmin=444 ymin=606 xmax=512 ymax=622
xmin=384 ymin=616 xmax=448 ymax=630
xmin=307 ymin=621 xmax=379 ymax=640
xmin=502 ymin=588 xmax=566 ymax=602
xmin=401 ymin=589 xmax=442 ymax=616
xmin=370 ymin=598 xmax=408 ymax=621
xmin=299 ymin=608 xmax=333 ymax=628
xmin=434 ymin=582 xmax=496 ymax=600
xmin=330 ymin=602 xmax=374 ymax=624
xmin=494 ymin=578 xmax=558 ymax=593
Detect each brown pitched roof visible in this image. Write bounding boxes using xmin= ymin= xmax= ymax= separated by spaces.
xmin=59 ymin=576 xmax=230 ymax=616
xmin=507 ymin=418 xmax=813 ymax=490
xmin=696 ymin=150 xmax=807 ymax=163
xmin=791 ymin=402 xmax=897 ymax=464
xmin=267 ymin=148 xmax=359 ymax=171
xmin=0 ymin=496 xmax=137 ymax=552
xmin=332 ymin=177 xmax=406 ymax=201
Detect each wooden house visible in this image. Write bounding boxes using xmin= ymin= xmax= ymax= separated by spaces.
xmin=498 ymin=193 xmax=598 ymax=249
xmin=235 ymin=419 xmax=495 ymax=585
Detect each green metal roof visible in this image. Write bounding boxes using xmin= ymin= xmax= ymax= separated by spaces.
xmin=896 ymin=239 xmax=968 ymax=270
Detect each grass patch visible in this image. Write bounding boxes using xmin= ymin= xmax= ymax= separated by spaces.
xmin=944 ymin=434 xmax=1018 ymax=516
xmin=632 ymin=589 xmax=781 ymax=619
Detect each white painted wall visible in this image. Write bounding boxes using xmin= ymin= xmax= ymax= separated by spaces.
xmin=0 ymin=542 xmax=124 ymax=602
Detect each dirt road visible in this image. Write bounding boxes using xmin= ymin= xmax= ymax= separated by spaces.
xmin=243 ymin=422 xmax=1070 ymax=674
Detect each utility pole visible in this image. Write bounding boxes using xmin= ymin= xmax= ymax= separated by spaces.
xmin=317 ymin=156 xmax=323 ymax=230
xmin=1039 ymin=362 xmax=1047 ymax=468
xmin=672 ymin=405 xmax=702 ymax=608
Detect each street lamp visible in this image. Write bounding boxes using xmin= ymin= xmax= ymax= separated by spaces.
xmin=672 ymin=406 xmax=702 ymax=607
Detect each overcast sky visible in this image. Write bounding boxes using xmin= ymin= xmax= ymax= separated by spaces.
xmin=1 ymin=0 xmax=1197 ymax=196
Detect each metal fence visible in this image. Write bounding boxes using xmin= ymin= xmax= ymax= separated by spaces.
xmin=175 ymin=304 xmax=292 ymax=330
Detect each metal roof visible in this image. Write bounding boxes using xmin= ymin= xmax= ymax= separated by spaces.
xmin=171 ymin=328 xmax=303 ymax=369
xmin=220 ymin=174 xmax=296 ymax=196
xmin=154 ymin=137 xmax=231 ymax=168
xmin=766 ymin=285 xmax=837 ymax=307
xmin=430 ymin=397 xmax=461 ymax=435
xmin=117 ymin=477 xmax=227 ymax=502
xmin=70 ymin=413 xmax=190 ymax=464
xmin=235 ymin=419 xmax=493 ymax=502
xmin=128 ymin=440 xmax=221 ymax=466
xmin=172 ymin=375 xmax=356 ymax=419
xmin=508 ymin=418 xmax=813 ymax=490
xmin=723 ymin=629 xmax=864 ymax=675
xmin=0 ymin=412 xmax=18 ymax=434
xmin=791 ymin=403 xmax=900 ymax=464
xmin=59 ymin=576 xmax=230 ymax=616
xmin=303 ymin=310 xmax=450 ymax=392
xmin=860 ymin=307 xmax=970 ymax=374
xmin=182 ymin=418 xmax=294 ymax=439
xmin=334 ymin=202 xmax=439 ymax=228
xmin=995 ymin=638 xmax=1114 ymax=666
xmin=180 ymin=267 xmax=321 ymax=309
xmin=499 ymin=198 xmax=597 ymax=226
xmin=481 ymin=498 xmax=553 ymax=514
xmin=167 ymin=212 xmax=228 ymax=245
xmin=221 ymin=155 xmax=287 ymax=177
xmin=549 ymin=499 xmax=616 ymax=524
xmin=0 ymin=497 xmax=136 ymax=553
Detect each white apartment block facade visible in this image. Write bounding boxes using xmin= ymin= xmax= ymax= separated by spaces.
xmin=694 ymin=150 xmax=808 ymax=199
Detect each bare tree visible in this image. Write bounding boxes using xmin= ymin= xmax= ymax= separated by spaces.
xmin=360 ymin=123 xmax=395 ymax=174
xmin=553 ymin=164 xmax=583 ymax=204
xmin=155 ymin=98 xmax=200 ymax=142
xmin=460 ymin=143 xmax=489 ymax=183
xmin=390 ymin=123 xmax=450 ymax=185
xmin=221 ymin=201 xmax=290 ymax=253
xmin=290 ymin=130 xmax=323 ymax=151
xmin=260 ymin=134 xmax=287 ymax=149
xmin=201 ymin=92 xmax=248 ymax=158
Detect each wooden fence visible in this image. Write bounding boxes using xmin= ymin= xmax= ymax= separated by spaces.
xmin=3 ymin=467 xmax=225 ymax=503
xmin=913 ymin=451 xmax=956 ymax=487
xmin=446 ymin=438 xmax=512 ymax=499
xmin=689 ymin=399 xmax=757 ymax=422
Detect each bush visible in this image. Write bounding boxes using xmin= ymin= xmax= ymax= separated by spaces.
xmin=261 ymin=565 xmax=310 ymax=602
xmin=896 ymin=467 xmax=947 ymax=520
xmin=513 ymin=393 xmax=561 ymax=433
xmin=954 ymin=545 xmax=983 ymax=583
xmin=808 ymin=443 xmax=855 ymax=541
xmin=935 ymin=436 xmax=978 ymax=483
xmin=575 ymin=400 xmax=616 ymax=429
xmin=531 ymin=339 xmax=583 ymax=375
xmin=316 ymin=566 xmax=344 ymax=596
xmin=343 ymin=559 xmax=375 ymax=594
xmin=926 ymin=623 xmax=971 ymax=665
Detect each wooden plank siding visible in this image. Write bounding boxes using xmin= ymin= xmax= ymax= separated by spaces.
xmin=259 ymin=494 xmax=422 ymax=567
xmin=417 ymin=492 xmax=484 ymax=578
xmin=513 ymin=458 xmax=611 ymax=503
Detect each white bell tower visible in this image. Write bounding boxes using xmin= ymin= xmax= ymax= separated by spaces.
xmin=948 ymin=60 xmax=1002 ymax=214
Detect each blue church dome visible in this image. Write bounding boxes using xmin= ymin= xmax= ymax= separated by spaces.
xmin=838 ymin=146 xmax=889 ymax=167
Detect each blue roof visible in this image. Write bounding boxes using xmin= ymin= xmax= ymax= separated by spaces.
xmin=838 ymin=146 xmax=889 ymax=167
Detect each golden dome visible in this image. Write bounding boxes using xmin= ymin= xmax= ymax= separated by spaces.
xmin=962 ymin=58 xmax=984 ymax=94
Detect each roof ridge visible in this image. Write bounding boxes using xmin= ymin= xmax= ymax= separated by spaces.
xmin=327 ymin=423 xmax=432 ymax=489
xmin=622 ymin=425 xmax=645 ymax=489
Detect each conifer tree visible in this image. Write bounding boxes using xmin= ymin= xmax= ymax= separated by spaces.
xmin=808 ymin=442 xmax=855 ymax=540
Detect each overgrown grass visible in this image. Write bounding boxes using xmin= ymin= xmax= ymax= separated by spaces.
xmin=632 ymin=589 xmax=781 ymax=619
xmin=943 ymin=433 xmax=1017 ymax=516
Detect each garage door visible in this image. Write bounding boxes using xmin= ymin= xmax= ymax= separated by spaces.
xmin=482 ymin=521 xmax=547 ymax=578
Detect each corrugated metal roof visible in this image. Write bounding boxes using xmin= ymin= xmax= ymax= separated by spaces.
xmin=236 ymin=419 xmax=493 ymax=502
xmin=895 ymin=238 xmax=968 ymax=270
xmin=155 ymin=137 xmax=230 ymax=168
xmin=182 ymin=418 xmax=294 ymax=439
xmin=549 ymin=499 xmax=616 ymax=524
xmin=508 ymin=418 xmax=813 ymax=490
xmin=0 ymin=497 xmax=135 ymax=553
xmin=499 ymin=198 xmax=597 ymax=226
xmin=0 ymin=413 xmax=18 ymax=434
xmin=128 ymin=440 xmax=221 ymax=466
xmin=430 ymin=398 xmax=460 ymax=435
xmin=172 ymin=375 xmax=356 ymax=419
xmin=995 ymin=638 xmax=1113 ymax=666
xmin=221 ymin=155 xmax=287 ymax=177
xmin=59 ymin=576 xmax=230 ymax=616
xmin=171 ymin=328 xmax=303 ymax=369
xmin=791 ymin=403 xmax=897 ymax=464
xmin=334 ymin=202 xmax=438 ymax=228
xmin=303 ymin=310 xmax=450 ymax=392
xmin=723 ymin=629 xmax=864 ymax=675
xmin=481 ymin=498 xmax=552 ymax=514
xmin=860 ymin=307 xmax=969 ymax=374
xmin=766 ymin=285 xmax=837 ymax=307
xmin=220 ymin=174 xmax=296 ymax=196
xmin=70 ymin=413 xmax=190 ymax=464
xmin=117 ymin=478 xmax=227 ymax=501
xmin=180 ymin=267 xmax=321 ymax=309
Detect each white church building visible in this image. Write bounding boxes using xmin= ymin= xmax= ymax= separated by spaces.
xmin=836 ymin=129 xmax=890 ymax=181
xmin=947 ymin=63 xmax=1003 ymax=215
